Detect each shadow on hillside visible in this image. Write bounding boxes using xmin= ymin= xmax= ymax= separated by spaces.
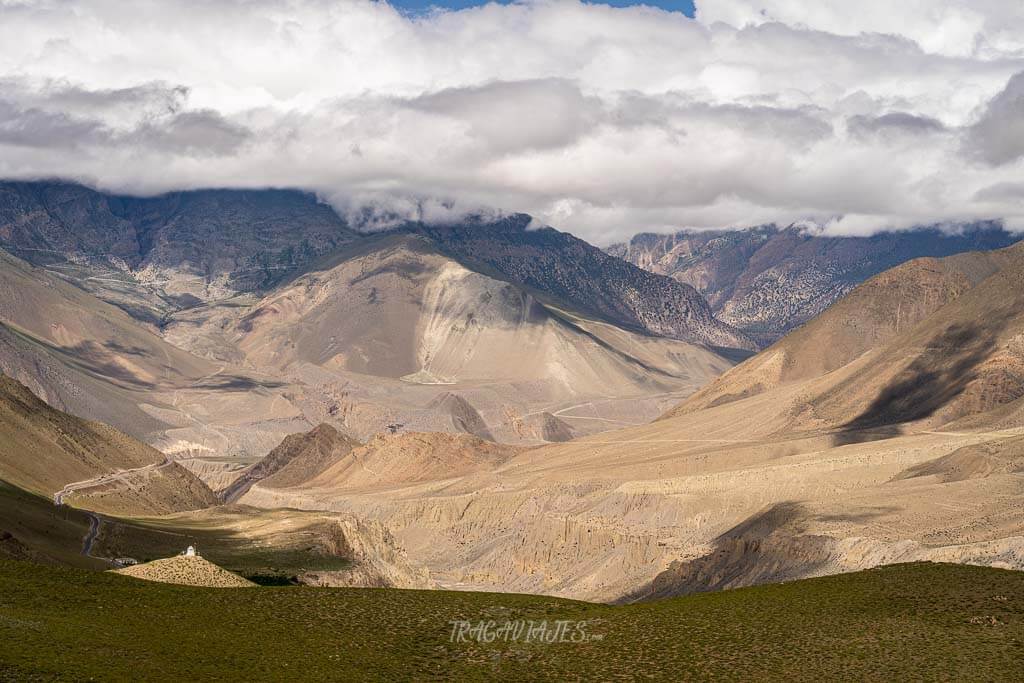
xmin=616 ymin=502 xmax=834 ymax=604
xmin=191 ymin=375 xmax=285 ymax=392
xmin=813 ymin=506 xmax=900 ymax=524
xmin=103 ymin=340 xmax=151 ymax=357
xmin=832 ymin=319 xmax=1006 ymax=445
xmin=64 ymin=341 xmax=157 ymax=389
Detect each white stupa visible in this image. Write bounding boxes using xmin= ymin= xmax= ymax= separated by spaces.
xmin=185 ymin=545 xmax=197 ymax=557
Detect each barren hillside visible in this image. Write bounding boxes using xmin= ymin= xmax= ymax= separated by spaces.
xmin=243 ymin=244 xmax=1024 ymax=601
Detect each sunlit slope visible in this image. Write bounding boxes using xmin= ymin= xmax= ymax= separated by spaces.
xmin=668 ymin=242 xmax=1024 ymax=433
xmin=222 ymin=235 xmax=730 ymax=389
xmin=0 ymin=374 xmax=216 ymax=515
xmin=167 ymin=234 xmax=733 ymax=443
xmin=244 ymin=245 xmax=1024 ymax=601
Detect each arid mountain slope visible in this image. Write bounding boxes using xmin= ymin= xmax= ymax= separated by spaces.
xmin=671 ymin=248 xmax=1017 ymax=418
xmin=415 ymin=218 xmax=754 ymax=351
xmin=609 ymin=224 xmax=1021 ymax=345
xmin=0 ymin=239 xmax=730 ymax=458
xmin=671 ymin=242 xmax=1024 ymax=433
xmin=0 ymin=249 xmax=309 ymax=460
xmin=0 ymin=181 xmax=748 ymax=352
xmin=0 ymin=181 xmax=743 ymax=453
xmin=244 ymin=245 xmax=1024 ymax=601
xmin=304 ymin=431 xmax=519 ymax=492
xmin=220 ymin=424 xmax=361 ymax=502
xmin=163 ymin=233 xmax=734 ymax=447
xmin=0 ymin=181 xmax=357 ymax=316
xmin=0 ymin=374 xmax=216 ymax=516
xmin=0 ymin=375 xmax=429 ymax=589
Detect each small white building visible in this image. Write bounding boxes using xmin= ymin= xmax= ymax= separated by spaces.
xmin=184 ymin=545 xmax=197 ymax=557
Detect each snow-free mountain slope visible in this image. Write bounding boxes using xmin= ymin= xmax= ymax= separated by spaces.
xmin=609 ymin=225 xmax=1022 ymax=345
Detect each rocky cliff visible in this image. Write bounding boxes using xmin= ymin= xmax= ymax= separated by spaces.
xmin=608 ymin=224 xmax=1022 ymax=346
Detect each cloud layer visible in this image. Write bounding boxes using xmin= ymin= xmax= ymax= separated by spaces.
xmin=1 ymin=0 xmax=1023 ymax=243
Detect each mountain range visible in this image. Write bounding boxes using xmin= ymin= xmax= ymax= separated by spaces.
xmin=245 ymin=240 xmax=1024 ymax=601
xmin=1 ymin=179 xmax=1023 ymax=604
xmin=608 ymin=224 xmax=1022 ymax=345
xmin=0 ymin=181 xmax=741 ymax=459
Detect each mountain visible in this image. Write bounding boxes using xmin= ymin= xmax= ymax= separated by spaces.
xmin=0 ymin=181 xmax=743 ymax=456
xmin=670 ymin=241 xmax=1024 ymax=432
xmin=669 ymin=247 xmax=1017 ymax=420
xmin=243 ymin=243 xmax=1024 ymax=601
xmin=0 ymin=181 xmax=749 ymax=351
xmin=608 ymin=224 xmax=1022 ymax=346
xmin=0 ymin=371 xmax=430 ymax=588
xmin=413 ymin=218 xmax=753 ymax=352
xmin=220 ymin=424 xmax=361 ymax=503
xmin=166 ymin=232 xmax=734 ymax=445
xmin=0 ymin=181 xmax=358 ymax=321
xmin=0 ymin=373 xmax=217 ymax=516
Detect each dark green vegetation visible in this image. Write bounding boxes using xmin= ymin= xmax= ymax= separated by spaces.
xmin=0 ymin=482 xmax=102 ymax=570
xmin=1 ymin=560 xmax=1021 ymax=681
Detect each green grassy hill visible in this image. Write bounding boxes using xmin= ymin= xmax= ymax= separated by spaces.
xmin=0 ymin=560 xmax=1021 ymax=681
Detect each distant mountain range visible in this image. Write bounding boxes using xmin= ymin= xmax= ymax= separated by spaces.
xmin=0 ymin=181 xmax=749 ymax=351
xmin=608 ymin=225 xmax=1022 ymax=346
xmin=0 ymin=181 xmax=739 ymax=454
xmin=4 ymin=179 xmax=1024 ymax=604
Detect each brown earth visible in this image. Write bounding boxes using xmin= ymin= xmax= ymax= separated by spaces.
xmin=113 ymin=555 xmax=256 ymax=588
xmin=243 ymin=244 xmax=1024 ymax=601
xmin=0 ymin=231 xmax=735 ymax=463
xmin=0 ymin=374 xmax=215 ymax=516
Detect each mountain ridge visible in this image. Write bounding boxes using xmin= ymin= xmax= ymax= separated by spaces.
xmin=608 ymin=223 xmax=1023 ymax=345
xmin=0 ymin=180 xmax=750 ymax=351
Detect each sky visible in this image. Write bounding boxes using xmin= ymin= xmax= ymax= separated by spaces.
xmin=1 ymin=0 xmax=1023 ymax=245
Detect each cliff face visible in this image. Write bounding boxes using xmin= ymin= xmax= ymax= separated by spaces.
xmin=608 ymin=224 xmax=1022 ymax=346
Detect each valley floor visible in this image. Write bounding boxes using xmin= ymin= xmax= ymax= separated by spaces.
xmin=0 ymin=560 xmax=1021 ymax=681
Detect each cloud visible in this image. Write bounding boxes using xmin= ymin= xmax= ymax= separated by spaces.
xmin=964 ymin=71 xmax=1024 ymax=166
xmin=848 ymin=112 xmax=946 ymax=140
xmin=696 ymin=0 xmax=1024 ymax=58
xmin=0 ymin=0 xmax=1022 ymax=243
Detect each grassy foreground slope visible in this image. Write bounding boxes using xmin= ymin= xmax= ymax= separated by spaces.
xmin=1 ymin=561 xmax=1022 ymax=681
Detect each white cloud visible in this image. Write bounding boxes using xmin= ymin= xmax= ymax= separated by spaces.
xmin=0 ymin=0 xmax=1022 ymax=244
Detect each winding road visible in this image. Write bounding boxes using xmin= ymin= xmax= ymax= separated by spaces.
xmin=81 ymin=513 xmax=102 ymax=557
xmin=53 ymin=455 xmax=175 ymax=506
xmin=53 ymin=455 xmax=175 ymax=560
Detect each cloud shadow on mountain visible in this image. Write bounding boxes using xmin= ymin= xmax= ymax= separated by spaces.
xmin=832 ymin=318 xmax=1006 ymax=445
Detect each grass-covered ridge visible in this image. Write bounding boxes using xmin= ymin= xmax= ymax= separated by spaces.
xmin=1 ymin=560 xmax=1022 ymax=681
